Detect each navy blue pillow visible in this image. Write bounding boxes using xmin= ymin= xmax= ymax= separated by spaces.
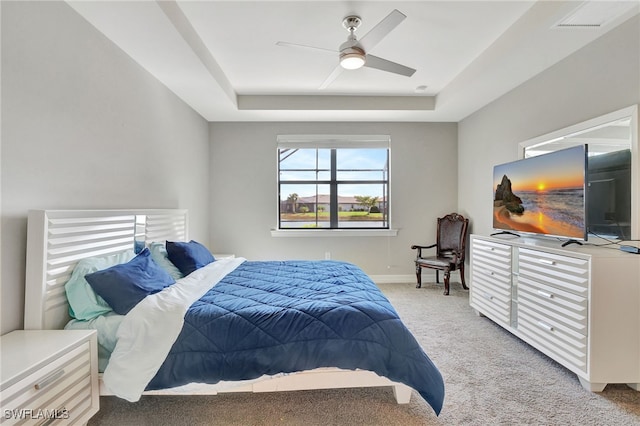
xmin=166 ymin=240 xmax=215 ymax=276
xmin=85 ymin=248 xmax=176 ymax=315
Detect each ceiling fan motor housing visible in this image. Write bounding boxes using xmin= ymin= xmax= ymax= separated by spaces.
xmin=342 ymin=15 xmax=362 ymax=32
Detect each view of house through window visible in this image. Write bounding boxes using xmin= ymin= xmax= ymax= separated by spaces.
xmin=278 ymin=136 xmax=390 ymax=229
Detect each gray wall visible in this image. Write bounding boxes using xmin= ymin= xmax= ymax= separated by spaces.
xmin=458 ymin=15 xmax=640 ymax=237
xmin=3 ymin=1 xmax=636 ymax=335
xmin=1 ymin=1 xmax=210 ymax=333
xmin=209 ymin=122 xmax=458 ymax=277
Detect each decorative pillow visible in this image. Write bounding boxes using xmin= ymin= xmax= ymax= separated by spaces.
xmin=166 ymin=240 xmax=215 ymax=276
xmin=65 ymin=250 xmax=136 ymax=320
xmin=148 ymin=242 xmax=184 ymax=281
xmin=85 ymin=248 xmax=176 ymax=315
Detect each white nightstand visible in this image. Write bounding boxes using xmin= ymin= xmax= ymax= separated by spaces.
xmin=0 ymin=330 xmax=99 ymax=425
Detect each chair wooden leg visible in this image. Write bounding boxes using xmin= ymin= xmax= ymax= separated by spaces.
xmin=436 ymin=270 xmax=440 ymax=283
xmin=443 ymin=270 xmax=450 ymax=295
xmin=415 ymin=264 xmax=422 ymax=289
xmin=460 ymin=263 xmax=468 ymax=290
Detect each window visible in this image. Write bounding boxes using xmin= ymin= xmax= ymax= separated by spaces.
xmin=277 ymin=135 xmax=390 ymax=230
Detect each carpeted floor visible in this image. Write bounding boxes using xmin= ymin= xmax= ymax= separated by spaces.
xmin=88 ymin=281 xmax=640 ymax=425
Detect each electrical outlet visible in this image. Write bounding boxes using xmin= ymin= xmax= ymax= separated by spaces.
xmin=325 ymin=252 xmax=331 ymax=260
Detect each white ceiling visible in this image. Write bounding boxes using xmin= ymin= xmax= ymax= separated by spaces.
xmin=66 ymin=0 xmax=639 ymax=122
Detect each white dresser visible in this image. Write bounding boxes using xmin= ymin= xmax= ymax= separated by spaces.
xmin=0 ymin=330 xmax=99 ymax=425
xmin=469 ymin=234 xmax=640 ymax=391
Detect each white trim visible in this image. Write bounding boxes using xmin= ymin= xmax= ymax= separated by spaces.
xmin=370 ymin=272 xmax=441 ymax=284
xmin=369 ymin=274 xmax=415 ymax=284
xmin=519 ymin=105 xmax=637 ymax=157
xmin=277 ymin=134 xmax=390 ymax=149
xmin=271 ymin=228 xmax=398 ymax=237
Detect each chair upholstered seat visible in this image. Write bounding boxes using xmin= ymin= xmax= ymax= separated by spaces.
xmin=411 ymin=213 xmax=469 ymax=295
xmin=416 ymin=257 xmax=454 ymax=269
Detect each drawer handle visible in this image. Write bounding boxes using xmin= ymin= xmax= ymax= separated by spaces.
xmin=34 ymin=368 xmax=65 ymax=390
xmin=483 ymin=292 xmax=494 ymax=300
xmin=537 ymin=290 xmax=554 ymax=299
xmin=537 ymin=321 xmax=554 ymax=332
xmin=538 ymin=259 xmax=555 ymax=265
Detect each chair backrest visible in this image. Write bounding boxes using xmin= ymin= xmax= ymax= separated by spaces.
xmin=436 ymin=213 xmax=469 ymax=260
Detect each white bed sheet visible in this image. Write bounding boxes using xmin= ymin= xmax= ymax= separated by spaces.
xmin=67 ymin=257 xmax=247 ymax=401
xmin=104 ymin=256 xmax=246 ymax=402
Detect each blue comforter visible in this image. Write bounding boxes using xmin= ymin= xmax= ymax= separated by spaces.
xmin=147 ymin=260 xmax=444 ymax=414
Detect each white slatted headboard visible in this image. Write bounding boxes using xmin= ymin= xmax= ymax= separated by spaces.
xmin=24 ymin=209 xmax=188 ymax=330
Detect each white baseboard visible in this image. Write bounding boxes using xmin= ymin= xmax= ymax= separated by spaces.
xmin=369 ymin=272 xmax=437 ymax=284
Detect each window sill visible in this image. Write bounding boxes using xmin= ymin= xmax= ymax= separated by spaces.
xmin=270 ymin=229 xmax=398 ymax=237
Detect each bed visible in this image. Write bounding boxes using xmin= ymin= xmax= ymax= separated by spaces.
xmin=24 ymin=209 xmax=444 ymax=415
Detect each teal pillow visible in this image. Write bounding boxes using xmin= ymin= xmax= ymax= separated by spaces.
xmin=166 ymin=240 xmax=215 ymax=276
xmin=148 ymin=242 xmax=184 ymax=281
xmin=85 ymin=248 xmax=176 ymax=315
xmin=65 ymin=250 xmax=136 ymax=320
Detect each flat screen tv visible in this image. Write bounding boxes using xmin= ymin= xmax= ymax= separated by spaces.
xmin=493 ymin=145 xmax=588 ymax=242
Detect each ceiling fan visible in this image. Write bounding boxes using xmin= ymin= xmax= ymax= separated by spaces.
xmin=276 ymin=9 xmax=416 ymax=89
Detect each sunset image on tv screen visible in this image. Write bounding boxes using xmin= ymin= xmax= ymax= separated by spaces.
xmin=493 ymin=145 xmax=586 ymax=239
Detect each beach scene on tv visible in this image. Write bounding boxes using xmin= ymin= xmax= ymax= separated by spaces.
xmin=493 ymin=146 xmax=586 ymax=239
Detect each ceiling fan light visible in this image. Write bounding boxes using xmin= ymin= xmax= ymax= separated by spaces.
xmin=340 ymin=49 xmax=366 ymax=70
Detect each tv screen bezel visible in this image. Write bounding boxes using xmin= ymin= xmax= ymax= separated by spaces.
xmin=492 ymin=144 xmax=588 ymax=243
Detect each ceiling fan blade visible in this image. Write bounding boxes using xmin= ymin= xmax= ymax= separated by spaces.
xmin=318 ymin=65 xmax=344 ymax=90
xmin=358 ymin=9 xmax=406 ymax=52
xmin=365 ymin=54 xmax=415 ymax=77
xmin=276 ymin=41 xmax=337 ymax=54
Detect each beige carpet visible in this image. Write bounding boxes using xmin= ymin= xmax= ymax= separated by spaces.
xmin=88 ymin=282 xmax=640 ymax=425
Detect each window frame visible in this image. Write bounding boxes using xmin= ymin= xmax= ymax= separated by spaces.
xmin=276 ymin=135 xmax=392 ymax=233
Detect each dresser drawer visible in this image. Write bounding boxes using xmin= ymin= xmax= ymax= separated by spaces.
xmin=472 ymin=239 xmax=512 ymax=275
xmin=470 ymin=238 xmax=513 ymax=325
xmin=518 ymin=248 xmax=588 ymax=296
xmin=518 ymin=275 xmax=588 ymax=334
xmin=470 ymin=278 xmax=511 ymax=325
xmin=518 ymin=305 xmax=587 ymax=373
xmin=472 ymin=259 xmax=512 ymax=290
xmin=1 ymin=343 xmax=91 ymax=425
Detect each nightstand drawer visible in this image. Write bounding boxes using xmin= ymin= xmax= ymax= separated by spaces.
xmin=1 ymin=342 xmax=91 ymax=425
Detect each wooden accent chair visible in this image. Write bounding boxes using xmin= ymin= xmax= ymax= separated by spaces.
xmin=411 ymin=213 xmax=469 ymax=295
